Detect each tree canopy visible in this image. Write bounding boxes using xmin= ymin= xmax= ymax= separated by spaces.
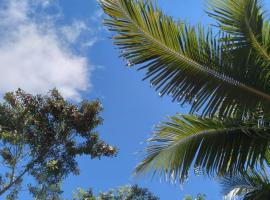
xmin=72 ymin=185 xmax=159 ymax=200
xmin=0 ymin=89 xmax=117 ymax=199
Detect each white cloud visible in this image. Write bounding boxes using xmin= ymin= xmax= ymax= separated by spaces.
xmin=0 ymin=0 xmax=96 ymax=100
xmin=90 ymin=9 xmax=103 ymax=22
xmin=83 ymin=38 xmax=99 ymax=48
xmin=41 ymin=0 xmax=53 ymax=8
xmin=60 ymin=20 xmax=89 ymax=44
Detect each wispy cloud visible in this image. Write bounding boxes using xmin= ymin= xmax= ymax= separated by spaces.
xmin=60 ymin=20 xmax=89 ymax=44
xmin=0 ymin=0 xmax=100 ymax=100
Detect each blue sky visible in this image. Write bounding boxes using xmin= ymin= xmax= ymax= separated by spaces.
xmin=1 ymin=0 xmax=270 ymax=199
xmin=60 ymin=1 xmax=218 ymax=199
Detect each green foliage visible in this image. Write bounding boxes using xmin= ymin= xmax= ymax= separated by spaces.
xmin=72 ymin=188 xmax=95 ymax=200
xmin=207 ymin=0 xmax=270 ymax=68
xmin=183 ymin=196 xmax=193 ymax=200
xmin=72 ymin=185 xmax=159 ymax=200
xmin=220 ymin=171 xmax=270 ymax=199
xmin=183 ymin=194 xmax=206 ymax=200
xmin=0 ymin=89 xmax=117 ymax=199
xmin=99 ymin=0 xmax=270 ymax=197
xmin=99 ymin=0 xmax=270 ymax=118
xmin=29 ymin=182 xmax=63 ymax=200
xmin=100 ymin=0 xmax=270 ymax=186
xmin=135 ymin=114 xmax=270 ymax=182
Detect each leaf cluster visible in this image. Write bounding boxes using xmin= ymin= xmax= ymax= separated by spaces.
xmin=72 ymin=185 xmax=159 ymax=200
xmin=0 ymin=89 xmax=117 ymax=199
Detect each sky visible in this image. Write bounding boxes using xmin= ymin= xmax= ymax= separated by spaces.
xmin=1 ymin=0 xmax=270 ymax=199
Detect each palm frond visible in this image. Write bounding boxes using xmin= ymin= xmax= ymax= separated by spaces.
xmin=207 ymin=0 xmax=270 ymax=69
xmin=220 ymin=170 xmax=270 ymax=200
xmin=207 ymin=0 xmax=270 ymax=110
xmin=135 ymin=114 xmax=270 ymax=183
xmin=100 ymin=0 xmax=270 ymax=117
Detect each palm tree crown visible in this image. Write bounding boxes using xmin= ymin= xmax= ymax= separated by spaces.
xmin=100 ymin=0 xmax=270 ymax=185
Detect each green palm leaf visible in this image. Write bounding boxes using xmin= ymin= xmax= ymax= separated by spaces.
xmin=135 ymin=114 xmax=270 ymax=183
xmin=220 ymin=170 xmax=270 ymax=200
xmin=100 ymin=0 xmax=270 ymax=117
xmin=208 ymin=0 xmax=270 ymax=70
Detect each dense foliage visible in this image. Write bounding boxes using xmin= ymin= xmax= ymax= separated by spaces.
xmin=0 ymin=89 xmax=117 ymax=199
xmin=72 ymin=185 xmax=159 ymax=200
xmin=183 ymin=194 xmax=206 ymax=200
xmin=220 ymin=171 xmax=270 ymax=199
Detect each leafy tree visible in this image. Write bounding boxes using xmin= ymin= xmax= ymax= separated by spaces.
xmin=100 ymin=0 xmax=270 ymax=184
xmin=72 ymin=185 xmax=159 ymax=200
xmin=183 ymin=194 xmax=206 ymax=200
xmin=0 ymin=89 xmax=117 ymax=199
xmin=72 ymin=188 xmax=95 ymax=200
